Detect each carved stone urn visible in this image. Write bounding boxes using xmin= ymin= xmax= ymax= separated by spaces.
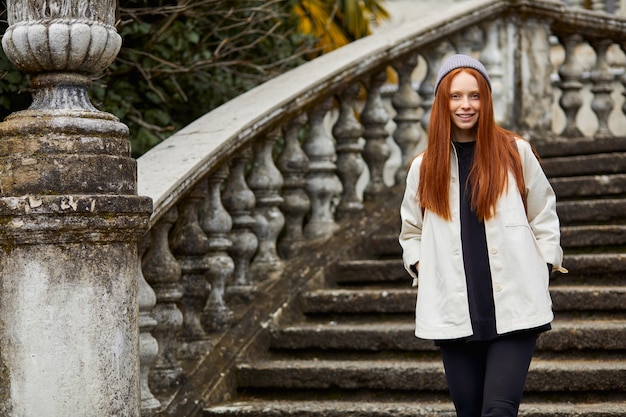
xmin=2 ymin=0 xmax=121 ymax=116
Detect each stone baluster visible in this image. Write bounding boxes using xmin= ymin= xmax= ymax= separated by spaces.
xmin=621 ymin=42 xmax=626 ymax=118
xmin=567 ymin=0 xmax=585 ymax=7
xmin=450 ymin=34 xmax=474 ymax=56
xmin=199 ymin=166 xmax=235 ymax=331
xmin=248 ymin=129 xmax=286 ymax=280
xmin=557 ymin=33 xmax=585 ymax=137
xmin=170 ymin=183 xmax=211 ymax=351
xmin=517 ymin=17 xmax=554 ymax=139
xmin=589 ymin=38 xmax=615 ymax=138
xmin=142 ymin=208 xmax=184 ymax=391
xmin=0 ymin=1 xmax=152 ymax=415
xmin=361 ymin=70 xmax=391 ymax=200
xmin=450 ymin=26 xmax=481 ymax=55
xmin=277 ymin=114 xmax=311 ymax=258
xmin=137 ymin=234 xmax=160 ymax=415
xmin=590 ymin=0 xmax=606 ymax=12
xmin=392 ymin=54 xmax=421 ymax=184
xmin=222 ymin=148 xmax=259 ymax=294
xmin=333 ymin=83 xmax=365 ymax=217
xmin=303 ymin=97 xmax=341 ymax=239
xmin=419 ymin=43 xmax=448 ymax=133
xmin=480 ymin=21 xmax=505 ymax=124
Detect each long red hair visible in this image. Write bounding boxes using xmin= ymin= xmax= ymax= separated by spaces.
xmin=417 ymin=68 xmax=526 ymax=221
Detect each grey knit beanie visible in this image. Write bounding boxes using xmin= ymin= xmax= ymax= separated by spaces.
xmin=433 ymin=54 xmax=491 ymax=95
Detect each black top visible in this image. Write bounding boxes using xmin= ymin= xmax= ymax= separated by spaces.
xmin=454 ymin=141 xmax=498 ymax=341
xmin=435 ymin=141 xmax=550 ymax=345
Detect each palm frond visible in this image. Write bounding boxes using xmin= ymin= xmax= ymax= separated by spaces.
xmin=293 ymin=0 xmax=389 ymax=54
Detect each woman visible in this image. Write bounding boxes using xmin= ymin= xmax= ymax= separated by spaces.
xmin=399 ymin=54 xmax=565 ymax=417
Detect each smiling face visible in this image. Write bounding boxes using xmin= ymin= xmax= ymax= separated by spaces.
xmin=448 ymin=70 xmax=480 ymax=142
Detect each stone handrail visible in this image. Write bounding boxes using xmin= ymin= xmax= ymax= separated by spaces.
xmin=136 ymin=0 xmax=507 ymax=225
xmin=134 ymin=0 xmax=626 ymax=414
xmin=137 ymin=0 xmax=626 ymax=228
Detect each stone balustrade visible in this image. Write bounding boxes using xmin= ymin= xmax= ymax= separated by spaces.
xmin=135 ymin=1 xmax=626 ymax=414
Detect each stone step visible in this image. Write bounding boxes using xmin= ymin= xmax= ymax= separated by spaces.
xmin=235 ymin=357 xmax=626 ymax=392
xmin=333 ymin=253 xmax=626 ymax=286
xmin=300 ymin=288 xmax=415 ymax=314
xmin=534 ymin=137 xmax=626 ymax=158
xmin=332 ymin=259 xmax=407 ymax=285
xmin=367 ymin=230 xmax=626 ymax=262
xmin=557 ymin=198 xmax=626 ymax=225
xmin=550 ymin=173 xmax=626 ymax=199
xmin=368 ymin=200 xmax=626 ymax=259
xmin=204 ymin=399 xmax=626 ymax=417
xmin=550 ymin=285 xmax=626 ymax=311
xmin=541 ymin=152 xmax=626 ymax=178
xmin=366 ymin=228 xmax=626 ymax=261
xmin=370 ymin=233 xmax=401 ymax=257
xmin=564 ymin=253 xmax=626 ymax=276
xmin=298 ymin=286 xmax=626 ymax=315
xmin=559 ymin=225 xmax=626 ymax=247
xmin=270 ymin=318 xmax=626 ymax=352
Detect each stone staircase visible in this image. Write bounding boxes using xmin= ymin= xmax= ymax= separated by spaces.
xmin=204 ymin=137 xmax=626 ymax=417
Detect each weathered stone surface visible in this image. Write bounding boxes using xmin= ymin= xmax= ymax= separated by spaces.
xmin=542 ymin=153 xmax=626 ymax=178
xmin=550 ymin=285 xmax=626 ymax=311
xmin=331 ymin=260 xmax=407 ymax=284
xmin=518 ymin=18 xmax=554 ymax=140
xmin=3 ymin=14 xmax=120 ymax=74
xmin=560 ymin=225 xmax=626 ymax=247
xmin=271 ymin=322 xmax=434 ymax=351
xmin=0 ymin=3 xmax=150 ymax=416
xmin=534 ymin=137 xmax=626 ymax=158
xmin=0 ymin=114 xmax=137 ymax=196
xmin=557 ymin=199 xmax=626 ymax=224
xmin=562 ymin=253 xmax=626 ymax=276
xmin=300 ymin=288 xmax=416 ymax=314
xmin=0 ymin=195 xmax=152 ymax=245
xmin=6 ymin=0 xmax=117 ymax=25
xmin=550 ymin=174 xmax=626 ymax=198
xmin=236 ymin=358 xmax=626 ymax=392
xmin=297 ymin=285 xmax=626 ymax=315
xmin=271 ymin=319 xmax=626 ymax=352
xmin=206 ymin=400 xmax=626 ymax=417
xmin=0 ymin=241 xmax=141 ymax=416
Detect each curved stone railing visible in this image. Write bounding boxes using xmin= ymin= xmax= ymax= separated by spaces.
xmin=135 ymin=0 xmax=626 ymax=414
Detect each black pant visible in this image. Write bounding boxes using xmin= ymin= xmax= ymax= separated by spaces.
xmin=439 ymin=332 xmax=537 ymax=417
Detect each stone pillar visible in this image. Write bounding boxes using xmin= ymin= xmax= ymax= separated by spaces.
xmin=516 ymin=17 xmax=555 ymax=140
xmin=0 ymin=1 xmax=152 ymax=416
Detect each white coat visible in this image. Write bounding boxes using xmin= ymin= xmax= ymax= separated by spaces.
xmin=399 ymin=138 xmax=565 ymax=340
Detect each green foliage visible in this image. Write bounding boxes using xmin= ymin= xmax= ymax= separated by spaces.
xmin=0 ymin=0 xmax=387 ymax=157
xmin=0 ymin=8 xmax=30 ymax=119
xmin=100 ymin=0 xmax=316 ymax=156
xmin=0 ymin=0 xmax=315 ymax=156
